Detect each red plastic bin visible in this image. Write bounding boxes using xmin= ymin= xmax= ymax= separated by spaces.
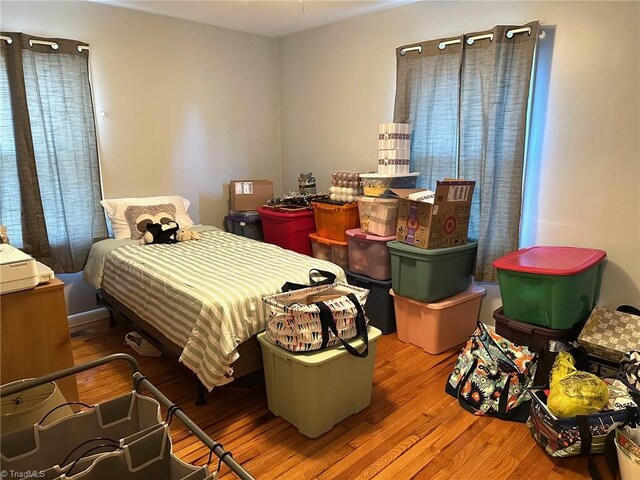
xmin=258 ymin=207 xmax=316 ymax=256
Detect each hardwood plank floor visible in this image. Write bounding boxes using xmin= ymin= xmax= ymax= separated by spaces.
xmin=70 ymin=323 xmax=593 ymax=479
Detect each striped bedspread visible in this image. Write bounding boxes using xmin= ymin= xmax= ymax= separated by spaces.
xmin=100 ymin=229 xmax=346 ymax=390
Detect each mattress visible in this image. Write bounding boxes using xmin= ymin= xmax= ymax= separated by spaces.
xmin=84 ymin=226 xmax=346 ymax=390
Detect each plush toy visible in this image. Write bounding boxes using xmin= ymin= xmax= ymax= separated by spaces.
xmin=0 ymin=225 xmax=9 ymax=244
xmin=176 ymin=228 xmax=201 ymax=242
xmin=140 ymin=222 xmax=179 ymax=245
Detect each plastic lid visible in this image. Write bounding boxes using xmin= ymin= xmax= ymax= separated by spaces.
xmin=258 ymin=206 xmax=314 ymax=218
xmin=309 ymin=232 xmax=347 ymax=246
xmin=226 ymin=215 xmax=260 ymax=223
xmin=312 ymin=201 xmax=358 ymax=209
xmin=492 ymin=246 xmax=606 ymax=275
xmin=390 ymin=285 xmax=486 ymax=309
xmin=386 ymin=240 xmax=478 ymax=256
xmin=359 ymin=172 xmax=420 ymax=179
xmin=345 ymin=228 xmax=395 ymax=242
xmin=492 ymin=307 xmax=571 ymax=335
xmin=357 ymin=197 xmax=399 ymax=204
xmin=346 ymin=269 xmax=392 ymax=287
xmin=257 ymin=327 xmax=382 ymax=365
xmin=229 ymin=209 xmax=260 ymax=217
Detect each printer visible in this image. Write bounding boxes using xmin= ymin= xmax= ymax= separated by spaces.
xmin=0 ymin=244 xmax=55 ymax=294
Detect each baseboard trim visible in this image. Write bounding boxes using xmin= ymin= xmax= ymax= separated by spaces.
xmin=68 ymin=307 xmax=110 ymax=332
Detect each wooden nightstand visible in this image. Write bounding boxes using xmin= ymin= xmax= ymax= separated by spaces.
xmin=1 ymin=278 xmax=79 ymax=402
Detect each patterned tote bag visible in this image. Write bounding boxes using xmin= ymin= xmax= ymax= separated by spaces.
xmin=263 ymin=271 xmax=370 ymax=356
xmin=446 ymin=322 xmax=538 ymax=422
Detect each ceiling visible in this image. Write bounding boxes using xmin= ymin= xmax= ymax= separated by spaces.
xmin=90 ymin=0 xmax=414 ymax=38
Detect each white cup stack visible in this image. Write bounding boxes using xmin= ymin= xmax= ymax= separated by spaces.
xmin=377 ymin=123 xmax=411 ymax=175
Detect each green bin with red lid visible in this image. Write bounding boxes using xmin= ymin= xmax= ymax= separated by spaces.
xmin=493 ymin=246 xmax=606 ymax=329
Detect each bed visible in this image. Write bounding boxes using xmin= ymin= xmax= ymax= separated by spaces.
xmin=84 ymin=225 xmax=346 ymax=393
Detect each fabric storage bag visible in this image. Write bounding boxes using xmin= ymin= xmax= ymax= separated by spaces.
xmin=527 ymin=350 xmax=640 ymax=459
xmin=526 ymin=387 xmax=639 ymax=458
xmin=445 ymin=322 xmax=538 ymax=422
xmin=40 ymin=424 xmax=164 ymax=479
xmin=1 ymin=391 xmax=162 ymax=472
xmin=263 ymin=275 xmax=370 ymax=356
xmin=52 ymin=424 xmax=211 ymax=480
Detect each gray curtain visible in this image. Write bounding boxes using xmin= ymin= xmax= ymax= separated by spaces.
xmin=0 ymin=32 xmax=107 ymax=272
xmin=394 ymin=39 xmax=461 ymax=189
xmin=394 ymin=21 xmax=539 ymax=281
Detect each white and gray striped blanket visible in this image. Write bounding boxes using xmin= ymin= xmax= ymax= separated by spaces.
xmin=96 ymin=228 xmax=346 ymax=390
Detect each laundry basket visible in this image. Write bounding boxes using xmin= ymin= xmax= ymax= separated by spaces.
xmin=0 ymin=379 xmax=73 ymax=434
xmin=0 ymin=353 xmax=254 ymax=480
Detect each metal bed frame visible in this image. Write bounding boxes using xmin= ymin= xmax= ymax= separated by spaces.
xmin=0 ymin=353 xmax=256 ymax=480
xmin=96 ymin=289 xmax=264 ymax=406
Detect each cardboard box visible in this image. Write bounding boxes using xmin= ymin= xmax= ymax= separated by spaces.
xmin=394 ymin=180 xmax=475 ymax=249
xmin=229 ymin=180 xmax=274 ymax=211
xmin=577 ymin=306 xmax=640 ymax=363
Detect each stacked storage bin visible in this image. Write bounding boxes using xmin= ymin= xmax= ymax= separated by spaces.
xmin=345 ymin=196 xmax=400 ymax=334
xmin=342 ymin=124 xmax=419 ymax=335
xmin=257 ymin=327 xmax=382 ymax=438
xmin=258 ymin=206 xmax=316 ymax=255
xmin=388 ymin=240 xmax=485 ymax=353
xmin=492 ymin=246 xmax=606 ymax=352
xmin=308 ymin=171 xmax=362 ymax=270
xmin=309 ymin=201 xmax=359 ymax=271
xmin=346 ymin=226 xmax=397 ymax=334
xmin=359 ymin=123 xmax=419 ymax=196
xmin=223 ymin=210 xmax=263 ymax=241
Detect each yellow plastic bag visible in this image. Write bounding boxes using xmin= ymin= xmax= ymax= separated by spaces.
xmin=547 ymin=351 xmax=610 ymax=418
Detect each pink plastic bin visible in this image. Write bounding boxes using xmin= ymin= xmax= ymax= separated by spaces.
xmin=391 ymin=285 xmax=486 ymax=354
xmin=346 ymin=228 xmax=395 ymax=281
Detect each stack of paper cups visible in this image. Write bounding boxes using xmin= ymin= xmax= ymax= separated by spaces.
xmin=378 ymin=123 xmax=411 ymax=175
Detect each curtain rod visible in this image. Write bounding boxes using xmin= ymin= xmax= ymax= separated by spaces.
xmin=0 ymin=35 xmax=89 ymax=52
xmin=399 ymin=25 xmax=535 ymax=55
xmin=29 ymin=39 xmax=59 ymax=50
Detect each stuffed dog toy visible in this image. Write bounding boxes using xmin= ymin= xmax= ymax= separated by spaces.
xmin=140 ymin=221 xmax=179 ymax=245
xmin=176 ymin=228 xmax=201 ymax=242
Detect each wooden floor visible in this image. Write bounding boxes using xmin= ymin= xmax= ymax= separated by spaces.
xmin=71 ymin=323 xmax=593 ymax=480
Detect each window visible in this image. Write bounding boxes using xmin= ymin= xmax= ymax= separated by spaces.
xmin=0 ymin=33 xmax=106 ymax=272
xmin=393 ymin=22 xmax=539 ymax=281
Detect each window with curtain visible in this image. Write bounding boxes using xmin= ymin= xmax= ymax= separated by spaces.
xmin=0 ymin=32 xmax=107 ymax=273
xmin=394 ymin=21 xmax=539 ymax=282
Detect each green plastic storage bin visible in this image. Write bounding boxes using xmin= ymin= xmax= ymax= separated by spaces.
xmin=387 ymin=240 xmax=477 ymax=303
xmin=493 ymin=246 xmax=606 ymax=329
xmin=257 ymin=326 xmax=382 ymax=438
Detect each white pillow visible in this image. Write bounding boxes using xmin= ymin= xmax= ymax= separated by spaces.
xmin=101 ymin=195 xmax=195 ymax=239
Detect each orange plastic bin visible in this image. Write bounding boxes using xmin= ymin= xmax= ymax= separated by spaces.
xmin=391 ymin=285 xmax=486 ymax=354
xmin=312 ymin=202 xmax=360 ymax=242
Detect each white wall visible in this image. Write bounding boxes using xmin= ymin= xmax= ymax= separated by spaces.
xmin=278 ymin=1 xmax=640 ymax=322
xmin=1 ymin=1 xmax=282 ymax=315
xmin=2 ymin=1 xmax=639 ymax=321
xmin=1 ymin=1 xmax=281 ymax=226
